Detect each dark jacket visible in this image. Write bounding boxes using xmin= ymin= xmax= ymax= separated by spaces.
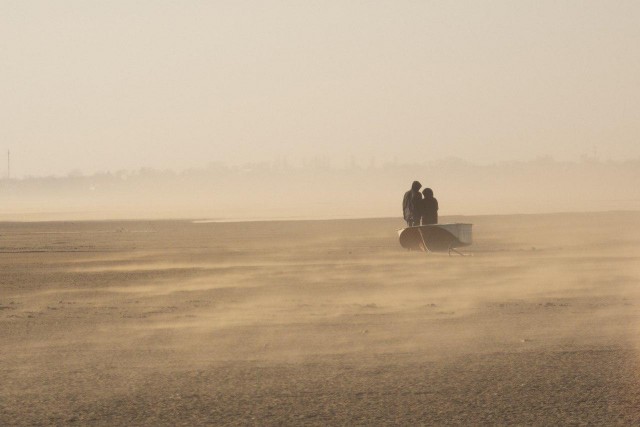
xmin=420 ymin=197 xmax=438 ymax=225
xmin=403 ymin=182 xmax=422 ymax=222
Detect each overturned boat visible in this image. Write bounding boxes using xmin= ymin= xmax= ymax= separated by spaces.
xmin=398 ymin=223 xmax=473 ymax=255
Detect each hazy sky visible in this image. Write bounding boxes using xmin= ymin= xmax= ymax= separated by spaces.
xmin=2 ymin=1 xmax=639 ymax=177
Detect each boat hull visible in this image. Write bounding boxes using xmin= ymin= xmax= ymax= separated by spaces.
xmin=398 ymin=223 xmax=473 ymax=252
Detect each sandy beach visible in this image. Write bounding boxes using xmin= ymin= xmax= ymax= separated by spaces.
xmin=1 ymin=211 xmax=639 ymax=425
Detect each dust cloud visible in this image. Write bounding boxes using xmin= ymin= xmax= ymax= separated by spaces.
xmin=2 ymin=157 xmax=639 ymax=221
xmin=2 ymin=211 xmax=640 ymax=424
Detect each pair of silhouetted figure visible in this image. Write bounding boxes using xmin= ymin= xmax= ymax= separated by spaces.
xmin=402 ymin=181 xmax=439 ymax=227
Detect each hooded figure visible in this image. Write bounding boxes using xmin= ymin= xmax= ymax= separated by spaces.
xmin=402 ymin=181 xmax=422 ymax=226
xmin=420 ymin=187 xmax=439 ymax=225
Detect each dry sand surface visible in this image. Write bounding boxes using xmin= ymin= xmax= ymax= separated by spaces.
xmin=1 ymin=211 xmax=640 ymax=425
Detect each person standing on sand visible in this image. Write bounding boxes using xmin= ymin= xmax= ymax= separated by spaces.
xmin=420 ymin=187 xmax=439 ymax=225
xmin=402 ymin=181 xmax=422 ymax=227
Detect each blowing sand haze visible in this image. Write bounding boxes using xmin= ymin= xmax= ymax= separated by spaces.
xmin=3 ymin=1 xmax=640 ymax=424
xmin=1 ymin=212 xmax=639 ymax=424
